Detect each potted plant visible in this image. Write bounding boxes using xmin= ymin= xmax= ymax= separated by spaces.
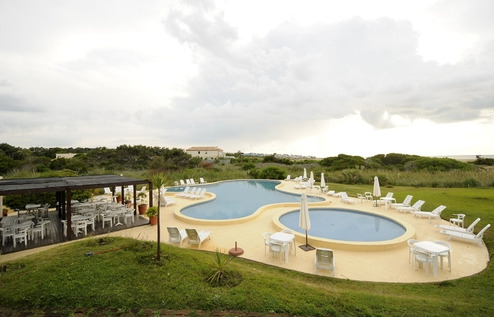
xmin=146 ymin=206 xmax=158 ymax=225
xmin=115 ymin=192 xmax=122 ymax=203
xmin=137 ymin=192 xmax=148 ymax=215
xmin=124 ymin=192 xmax=132 ymax=208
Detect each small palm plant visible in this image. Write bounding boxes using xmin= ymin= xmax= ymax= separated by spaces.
xmin=206 ymin=249 xmax=238 ymax=287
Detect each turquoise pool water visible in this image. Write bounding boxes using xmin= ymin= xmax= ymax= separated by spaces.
xmin=178 ymin=180 xmax=324 ymax=220
xmin=279 ymin=208 xmax=406 ymax=242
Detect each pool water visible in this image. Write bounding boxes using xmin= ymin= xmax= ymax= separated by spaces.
xmin=179 ymin=180 xmax=324 ymax=220
xmin=279 ymin=208 xmax=406 ymax=242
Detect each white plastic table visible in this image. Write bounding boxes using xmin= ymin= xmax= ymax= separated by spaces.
xmin=269 ymin=232 xmax=295 ymax=263
xmin=414 ymin=241 xmax=450 ymax=277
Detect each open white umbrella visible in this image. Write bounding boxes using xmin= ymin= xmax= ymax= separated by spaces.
xmin=298 ymin=193 xmax=315 ymax=251
xmin=373 ymin=176 xmax=381 ymax=206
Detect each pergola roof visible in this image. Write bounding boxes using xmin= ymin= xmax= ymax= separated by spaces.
xmin=0 ymin=175 xmax=150 ymax=196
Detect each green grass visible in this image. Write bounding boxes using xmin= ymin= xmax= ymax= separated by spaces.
xmin=1 ymin=185 xmax=494 ymax=316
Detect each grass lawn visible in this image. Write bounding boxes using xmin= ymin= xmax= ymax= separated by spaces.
xmin=0 ymin=185 xmax=493 ymax=316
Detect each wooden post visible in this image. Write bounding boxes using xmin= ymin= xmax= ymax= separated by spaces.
xmin=66 ymin=189 xmax=72 ymax=241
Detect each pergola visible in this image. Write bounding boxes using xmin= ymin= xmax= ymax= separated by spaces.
xmin=0 ymin=175 xmax=152 ymax=240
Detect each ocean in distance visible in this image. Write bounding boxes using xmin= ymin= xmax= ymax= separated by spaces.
xmin=439 ymin=155 xmax=494 ymax=161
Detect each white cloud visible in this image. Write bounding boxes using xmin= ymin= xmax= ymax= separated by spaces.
xmin=0 ymin=0 xmax=493 ymax=157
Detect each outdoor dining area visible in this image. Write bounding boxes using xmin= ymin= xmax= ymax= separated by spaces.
xmin=0 ymin=200 xmax=149 ymax=253
xmin=0 ymin=175 xmax=152 ymax=254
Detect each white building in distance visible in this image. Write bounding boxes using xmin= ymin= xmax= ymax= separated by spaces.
xmin=186 ymin=146 xmax=225 ymax=161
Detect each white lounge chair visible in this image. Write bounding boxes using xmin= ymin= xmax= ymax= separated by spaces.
xmin=440 ymin=224 xmax=490 ymax=246
xmin=436 ymin=218 xmax=481 ymax=233
xmin=390 ymin=195 xmax=413 ymax=209
xmin=199 ymin=177 xmax=207 ymax=184
xmin=340 ymin=192 xmax=355 ymax=204
xmin=396 ymin=200 xmax=425 ymax=214
xmin=413 ymin=205 xmax=446 ymax=224
xmin=285 ymin=175 xmax=291 ymax=181
xmin=189 ymin=188 xmax=206 ymax=200
xmin=164 ymin=196 xmax=176 ymax=205
xmin=314 ymin=248 xmax=335 ymax=276
xmin=179 ymin=179 xmax=186 ymax=186
xmin=184 ymin=187 xmax=198 ymax=198
xmin=167 ymin=227 xmax=187 ymax=246
xmin=176 ymin=186 xmax=190 ymax=197
xmin=185 ymin=228 xmax=211 ymax=249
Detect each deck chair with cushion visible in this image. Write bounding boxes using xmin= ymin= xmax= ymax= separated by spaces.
xmin=396 ymin=200 xmax=425 ymax=214
xmin=413 ymin=205 xmax=446 ymax=224
xmin=314 ymin=248 xmax=335 ymax=276
xmin=167 ymin=227 xmax=188 ymax=246
xmin=185 ymin=228 xmax=211 ymax=249
xmin=440 ymin=224 xmax=490 ymax=246
xmin=436 ymin=217 xmax=481 ymax=234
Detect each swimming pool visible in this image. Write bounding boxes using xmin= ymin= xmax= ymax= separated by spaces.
xmin=279 ymin=208 xmax=406 ymax=242
xmin=178 ymin=180 xmax=324 ymax=220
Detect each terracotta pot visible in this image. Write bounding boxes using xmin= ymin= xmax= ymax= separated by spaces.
xmin=138 ymin=204 xmax=148 ymax=215
xmin=116 ymin=196 xmax=122 ymax=203
xmin=149 ymin=216 xmax=157 ymax=226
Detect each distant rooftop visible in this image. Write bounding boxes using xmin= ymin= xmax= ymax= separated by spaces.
xmin=186 ymin=146 xmax=223 ymax=151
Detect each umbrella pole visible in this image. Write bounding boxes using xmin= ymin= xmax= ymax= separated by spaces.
xmin=299 ymin=230 xmax=315 ymax=251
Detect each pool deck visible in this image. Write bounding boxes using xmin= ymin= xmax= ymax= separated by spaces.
xmin=1 ymin=181 xmax=489 ymax=283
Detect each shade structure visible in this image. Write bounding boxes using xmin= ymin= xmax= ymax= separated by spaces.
xmin=303 ymin=168 xmax=307 ymax=180
xmin=298 ymin=193 xmax=315 ymax=251
xmin=320 ymin=173 xmax=326 ymax=189
xmin=373 ymin=176 xmax=381 ymax=207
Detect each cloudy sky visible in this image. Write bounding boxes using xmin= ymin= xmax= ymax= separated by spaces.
xmin=1 ymin=0 xmax=493 ymax=158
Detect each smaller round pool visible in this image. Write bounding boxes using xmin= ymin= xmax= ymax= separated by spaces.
xmin=279 ymin=208 xmax=406 ymax=242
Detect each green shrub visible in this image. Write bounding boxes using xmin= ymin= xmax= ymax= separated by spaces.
xmin=258 ymin=166 xmax=285 ymax=179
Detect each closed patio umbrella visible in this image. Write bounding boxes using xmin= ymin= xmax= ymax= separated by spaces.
xmin=373 ymin=176 xmax=381 ymax=207
xmin=320 ymin=173 xmax=326 ymax=191
xmin=303 ymin=168 xmax=307 ymax=180
xmin=299 ymin=193 xmax=315 ymax=251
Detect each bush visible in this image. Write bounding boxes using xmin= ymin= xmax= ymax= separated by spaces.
xmin=258 ymin=166 xmax=285 ymax=179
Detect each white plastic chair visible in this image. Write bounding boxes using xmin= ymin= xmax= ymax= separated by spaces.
xmin=263 ymin=232 xmax=272 ymax=254
xmin=13 ymin=228 xmax=30 ymax=248
xmin=407 ymin=239 xmax=418 ymax=264
xmin=102 ymin=212 xmax=113 ymax=229
xmin=434 ymin=241 xmax=452 ymax=271
xmin=314 ymin=248 xmax=335 ymax=276
xmin=281 ymin=229 xmax=296 ymax=254
xmin=124 ymin=209 xmax=135 ymax=225
xmin=268 ymin=241 xmax=284 ymax=262
xmin=414 ymin=249 xmax=433 ymax=276
xmin=1 ymin=227 xmax=14 ymax=246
